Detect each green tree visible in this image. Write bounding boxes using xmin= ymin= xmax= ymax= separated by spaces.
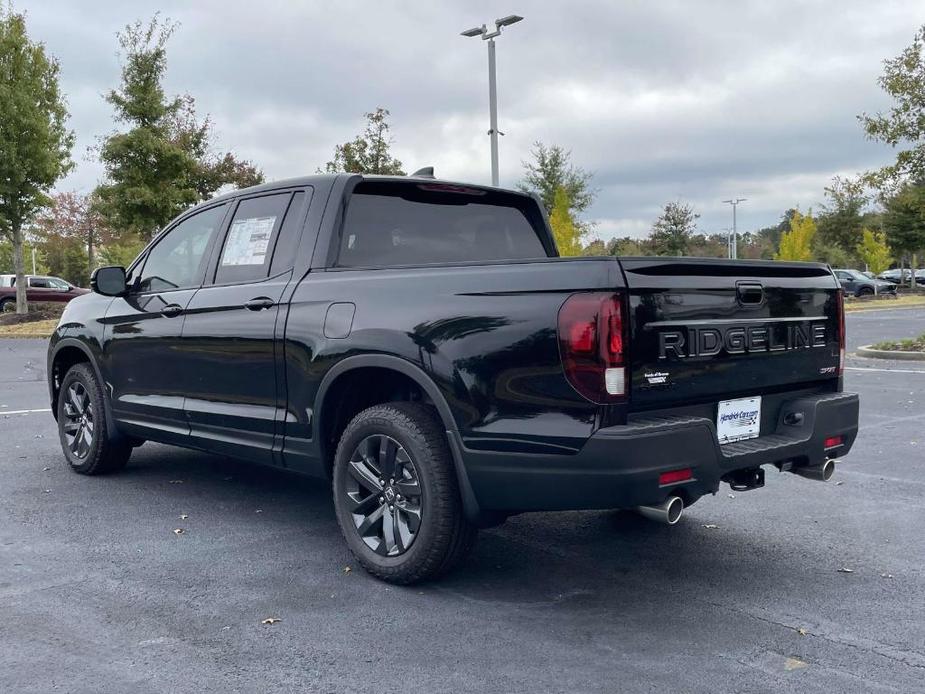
xmin=812 ymin=241 xmax=851 ymax=267
xmin=167 ymin=94 xmax=263 ymax=198
xmin=857 ymin=228 xmax=893 ymax=276
xmin=650 ymin=201 xmax=699 ymax=256
xmin=518 ymin=142 xmax=595 ymax=225
xmin=323 ymin=108 xmax=405 ymax=175
xmin=582 ymin=239 xmax=607 ymax=256
xmin=548 ymin=187 xmax=584 ymax=256
xmin=817 ymin=176 xmax=867 ymax=256
xmin=41 ymin=235 xmax=89 ymax=287
xmin=883 ymin=184 xmax=925 ymax=285
xmin=96 ymin=17 xmax=263 ymax=241
xmin=98 ymin=237 xmax=147 ymax=269
xmin=0 ymin=9 xmax=74 ymax=313
xmin=0 ymin=238 xmax=43 ymax=276
xmin=775 ymin=209 xmax=816 ymax=261
xmin=859 ymin=24 xmax=925 ymax=187
xmin=33 ymin=191 xmax=114 ymax=280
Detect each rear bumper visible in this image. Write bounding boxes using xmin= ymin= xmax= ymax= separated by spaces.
xmin=460 ymin=391 xmax=859 ymax=513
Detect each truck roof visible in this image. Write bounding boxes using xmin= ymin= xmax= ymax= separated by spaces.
xmin=206 ymin=173 xmax=528 ymax=207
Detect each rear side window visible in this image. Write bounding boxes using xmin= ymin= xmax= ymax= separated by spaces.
xmin=336 ymin=181 xmax=549 ymax=267
xmin=269 ymin=191 xmax=308 ymax=276
xmin=214 ymin=193 xmax=291 ymax=285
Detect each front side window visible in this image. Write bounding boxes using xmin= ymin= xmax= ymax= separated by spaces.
xmin=49 ymin=277 xmax=69 ymax=289
xmin=138 ymin=205 xmax=226 ymax=293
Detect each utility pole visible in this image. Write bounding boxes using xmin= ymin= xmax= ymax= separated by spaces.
xmin=461 ymin=15 xmax=523 ymax=187
xmin=722 ymin=198 xmax=746 ymax=259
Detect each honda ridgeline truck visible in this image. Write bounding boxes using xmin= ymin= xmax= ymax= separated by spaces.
xmin=47 ymin=174 xmax=859 ymax=583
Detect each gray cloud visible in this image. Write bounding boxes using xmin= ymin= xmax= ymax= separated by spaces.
xmin=21 ymin=0 xmax=922 ymax=238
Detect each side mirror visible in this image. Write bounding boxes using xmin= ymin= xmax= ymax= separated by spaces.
xmin=91 ymin=266 xmax=127 ymax=296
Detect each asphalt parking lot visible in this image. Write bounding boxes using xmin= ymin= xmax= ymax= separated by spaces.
xmin=1 ymin=307 xmax=924 ymax=693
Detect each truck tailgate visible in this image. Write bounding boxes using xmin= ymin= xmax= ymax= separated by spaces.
xmin=620 ymin=258 xmax=842 ymax=412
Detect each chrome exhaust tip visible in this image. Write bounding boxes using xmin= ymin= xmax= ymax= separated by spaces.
xmin=791 ymin=459 xmax=836 ymax=482
xmin=636 ymin=496 xmax=684 ymax=525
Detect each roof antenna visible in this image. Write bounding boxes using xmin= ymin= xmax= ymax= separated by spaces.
xmin=411 ymin=166 xmax=435 ymax=178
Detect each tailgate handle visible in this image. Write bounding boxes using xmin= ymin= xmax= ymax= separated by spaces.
xmin=736 ymin=282 xmax=764 ymax=306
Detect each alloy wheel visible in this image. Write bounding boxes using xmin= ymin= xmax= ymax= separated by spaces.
xmin=345 ymin=434 xmax=423 ymax=556
xmin=62 ymin=382 xmax=94 ymax=459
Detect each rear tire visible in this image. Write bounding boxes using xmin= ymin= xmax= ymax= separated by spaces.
xmin=57 ymin=363 xmax=131 ymax=475
xmin=332 ymin=402 xmax=477 ymax=584
xmin=0 ymin=297 xmax=12 ymax=313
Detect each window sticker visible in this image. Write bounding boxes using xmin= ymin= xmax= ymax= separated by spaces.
xmin=221 ymin=216 xmax=276 ymax=266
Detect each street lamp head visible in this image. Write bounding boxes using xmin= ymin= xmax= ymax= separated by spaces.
xmin=496 ymin=15 xmax=524 ymax=27
xmin=461 ymin=25 xmax=485 ymax=38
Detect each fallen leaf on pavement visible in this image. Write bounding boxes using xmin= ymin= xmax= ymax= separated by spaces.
xmin=796 ymin=627 xmax=807 ymax=636
xmin=837 ymin=567 xmax=854 ymax=573
xmin=727 ymin=493 xmax=735 ymax=499
xmin=702 ymin=524 xmax=719 ymax=529
xmin=261 ymin=618 xmax=281 ymax=625
xmin=169 ymin=480 xmax=183 ymax=484
xmin=343 ymin=566 xmax=352 ymax=574
xmin=173 ymin=528 xmax=185 ymax=535
xmin=880 ymin=573 xmax=894 ymax=579
xmin=179 ymin=514 xmax=188 ymax=520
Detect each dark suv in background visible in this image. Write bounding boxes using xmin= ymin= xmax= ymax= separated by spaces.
xmin=833 ymin=269 xmax=897 ymax=297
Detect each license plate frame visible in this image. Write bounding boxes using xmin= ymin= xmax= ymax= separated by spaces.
xmin=716 ymin=396 xmax=762 ymax=444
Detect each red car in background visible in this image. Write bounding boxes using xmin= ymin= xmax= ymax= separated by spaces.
xmin=0 ymin=274 xmax=89 ymax=312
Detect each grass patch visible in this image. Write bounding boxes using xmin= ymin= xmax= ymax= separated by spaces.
xmin=844 ymin=294 xmax=925 ymax=312
xmin=872 ymin=332 xmax=925 ymax=352
xmin=0 ymin=318 xmax=58 ymax=338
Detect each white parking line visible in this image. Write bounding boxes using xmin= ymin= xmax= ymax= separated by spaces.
xmin=846 ymin=366 xmax=925 ymax=375
xmin=0 ymin=408 xmax=52 ymax=416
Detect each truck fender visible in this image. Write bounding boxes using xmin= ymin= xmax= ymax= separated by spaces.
xmin=314 ymin=354 xmax=483 ymax=523
xmin=48 ymin=337 xmax=120 ymax=441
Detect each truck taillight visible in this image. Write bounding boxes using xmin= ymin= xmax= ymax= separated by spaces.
xmin=558 ymin=292 xmax=627 ymax=403
xmin=836 ymin=289 xmax=845 ymax=376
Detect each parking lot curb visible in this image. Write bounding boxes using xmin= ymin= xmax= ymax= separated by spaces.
xmin=856 ymin=345 xmax=925 ymax=361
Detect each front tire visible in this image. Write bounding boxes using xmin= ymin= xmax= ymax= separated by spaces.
xmin=332 ymin=402 xmax=477 ymax=584
xmin=857 ymin=286 xmax=874 ymax=297
xmin=57 ymin=363 xmax=131 ymax=475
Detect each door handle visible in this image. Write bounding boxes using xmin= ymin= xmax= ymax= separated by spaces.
xmin=244 ymin=297 xmax=275 ymax=311
xmin=162 ymin=304 xmax=184 ymax=317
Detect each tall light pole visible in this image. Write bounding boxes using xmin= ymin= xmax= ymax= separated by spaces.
xmin=461 ymin=15 xmax=523 ymax=187
xmin=722 ymin=198 xmax=746 ymax=259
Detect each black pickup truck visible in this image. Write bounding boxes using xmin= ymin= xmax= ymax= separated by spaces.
xmin=47 ymin=173 xmax=859 ymax=583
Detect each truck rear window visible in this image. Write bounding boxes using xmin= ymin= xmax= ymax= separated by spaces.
xmin=336 ymin=181 xmax=549 ymax=267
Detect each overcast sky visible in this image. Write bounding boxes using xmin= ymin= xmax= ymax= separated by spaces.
xmin=20 ymin=0 xmax=923 ymax=239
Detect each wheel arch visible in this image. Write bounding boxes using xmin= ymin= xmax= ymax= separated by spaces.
xmin=48 ymin=339 xmax=117 ymax=437
xmin=314 ymin=354 xmax=483 ymax=522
